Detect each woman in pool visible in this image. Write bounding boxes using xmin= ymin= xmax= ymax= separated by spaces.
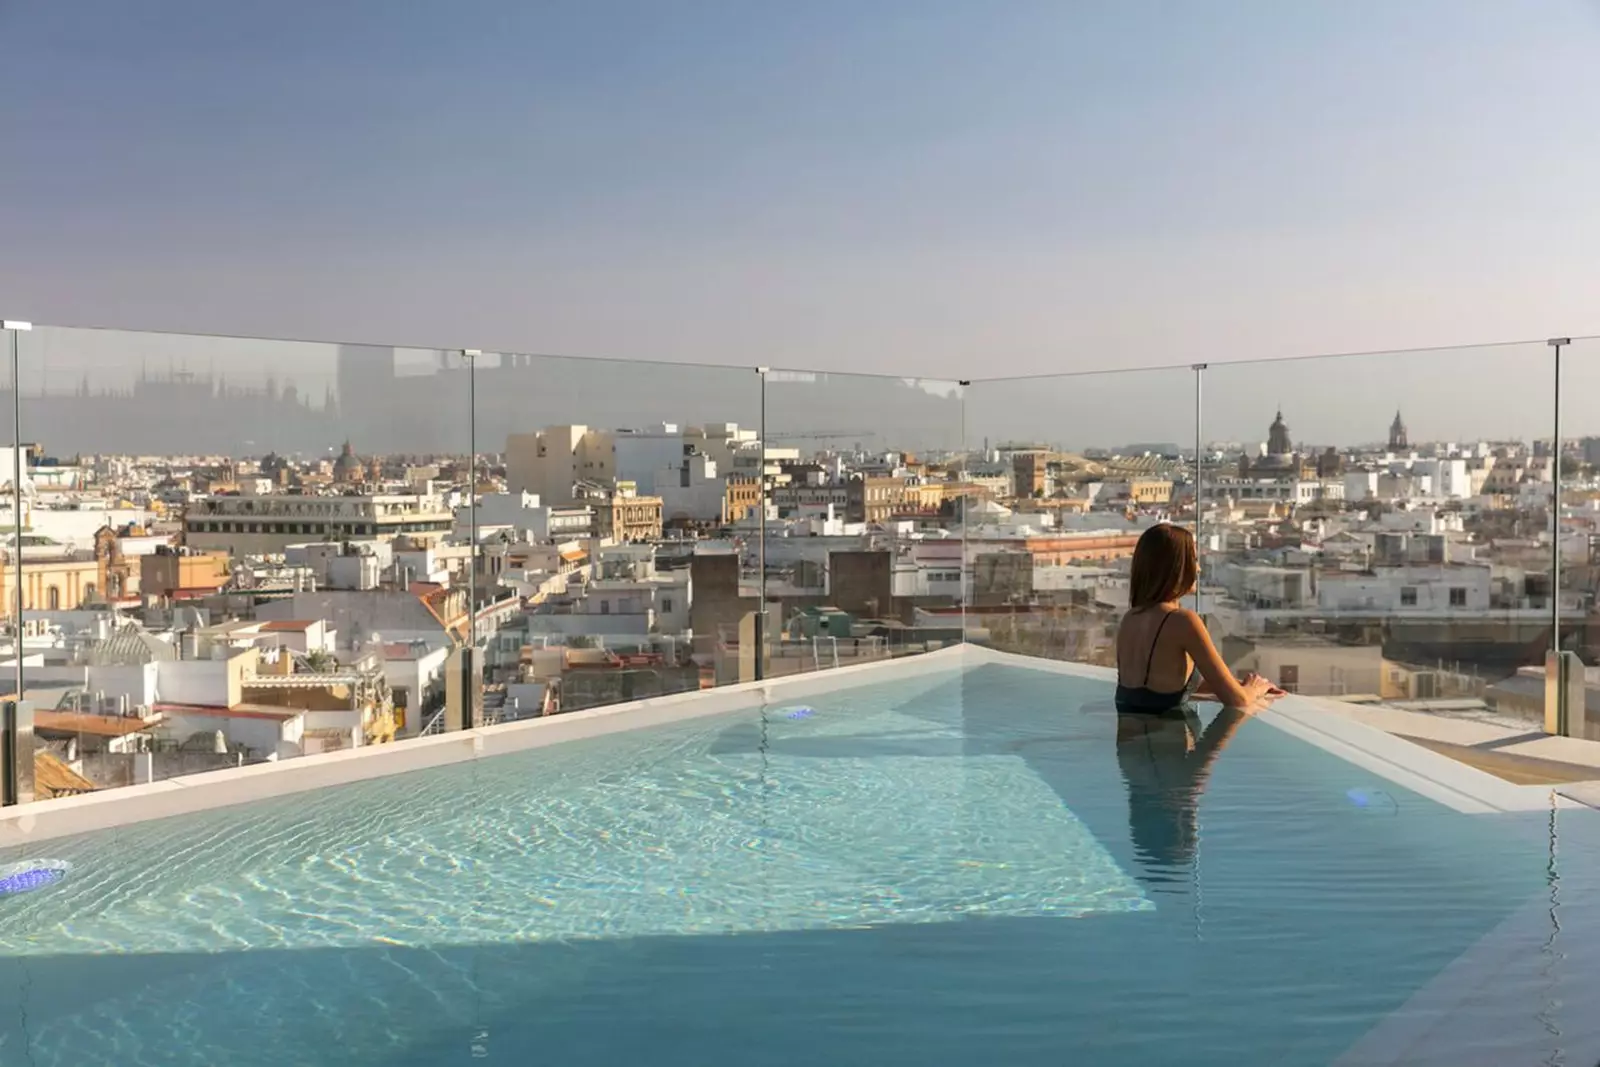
xmin=1114 ymin=523 xmax=1281 ymax=879
xmin=1114 ymin=522 xmax=1280 ymax=716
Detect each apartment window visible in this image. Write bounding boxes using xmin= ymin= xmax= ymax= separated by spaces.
xmin=248 ymin=523 xmax=260 ymax=534
xmin=600 ymin=601 xmax=610 ymax=615
xmin=1279 ymin=665 xmax=1299 ymax=694
xmin=1400 ymin=587 xmax=1417 ymax=607
xmin=1449 ymin=587 xmax=1467 ymax=607
xmin=661 ymin=597 xmax=673 ymax=613
xmin=47 ymin=587 xmax=60 ymax=610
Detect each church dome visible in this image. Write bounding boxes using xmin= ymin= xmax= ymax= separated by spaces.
xmin=1267 ymin=410 xmax=1292 ymax=457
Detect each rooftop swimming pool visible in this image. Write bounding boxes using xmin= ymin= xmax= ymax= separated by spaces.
xmin=2 ymin=653 xmax=1598 ymax=1066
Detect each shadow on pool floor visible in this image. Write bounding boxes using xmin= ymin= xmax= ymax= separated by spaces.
xmin=0 ymin=890 xmax=1565 ymax=1067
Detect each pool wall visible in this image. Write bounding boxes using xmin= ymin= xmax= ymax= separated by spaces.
xmin=0 ymin=645 xmax=1564 ymax=849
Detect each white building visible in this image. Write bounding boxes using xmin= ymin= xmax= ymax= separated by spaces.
xmin=505 ymin=426 xmax=616 ymax=504
xmin=1199 ymin=477 xmax=1343 ymax=505
xmin=578 ymin=545 xmax=691 ymax=634
xmin=1373 ymin=507 xmax=1465 ymax=536
xmin=687 ymin=423 xmax=763 ymax=479
xmin=1213 ymin=562 xmax=1312 ymax=609
xmin=1317 ymin=564 xmax=1492 ymax=614
xmin=0 ymin=501 xmax=156 ymax=554
xmin=184 ymin=492 xmax=452 ymax=556
xmin=377 ymin=640 xmax=451 ymax=737
xmin=1416 ymin=458 xmax=1472 ymax=499
xmin=1344 ymin=470 xmax=1379 ymax=502
xmin=656 ymin=452 xmax=729 ymax=523
xmin=286 ymin=541 xmax=393 ymax=590
xmin=460 ymin=492 xmax=595 ymax=542
xmin=613 ymin=424 xmax=687 ymax=495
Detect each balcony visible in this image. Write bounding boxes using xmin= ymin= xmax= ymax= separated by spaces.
xmin=3 ymin=324 xmax=1600 ymax=1065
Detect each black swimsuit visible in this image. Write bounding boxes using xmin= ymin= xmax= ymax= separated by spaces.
xmin=1114 ymin=610 xmax=1201 ymax=715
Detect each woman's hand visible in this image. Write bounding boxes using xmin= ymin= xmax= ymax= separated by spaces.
xmin=1237 ymin=672 xmax=1280 ymax=712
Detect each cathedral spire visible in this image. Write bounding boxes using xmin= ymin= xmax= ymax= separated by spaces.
xmin=1389 ymin=409 xmax=1408 ymax=450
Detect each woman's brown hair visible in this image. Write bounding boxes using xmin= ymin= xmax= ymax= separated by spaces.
xmin=1128 ymin=523 xmax=1198 ymax=609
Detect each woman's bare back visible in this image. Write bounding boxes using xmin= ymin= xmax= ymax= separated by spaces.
xmin=1116 ymin=606 xmax=1195 ymax=693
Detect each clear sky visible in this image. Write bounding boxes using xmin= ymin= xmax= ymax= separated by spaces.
xmin=4 ymin=2 xmax=1600 ymax=442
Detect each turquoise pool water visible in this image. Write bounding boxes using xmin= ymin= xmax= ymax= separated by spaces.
xmin=0 ymin=661 xmax=1573 ymax=1065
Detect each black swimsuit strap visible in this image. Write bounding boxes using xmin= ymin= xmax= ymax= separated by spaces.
xmin=1142 ymin=611 xmax=1175 ymax=686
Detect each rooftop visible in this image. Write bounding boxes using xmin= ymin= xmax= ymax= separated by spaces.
xmin=33 ymin=710 xmax=159 ymax=739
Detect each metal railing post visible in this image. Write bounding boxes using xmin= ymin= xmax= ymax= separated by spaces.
xmin=1192 ymin=363 xmax=1206 ymax=612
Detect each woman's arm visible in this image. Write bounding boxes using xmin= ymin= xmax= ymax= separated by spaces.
xmin=1173 ymin=610 xmax=1267 ymax=709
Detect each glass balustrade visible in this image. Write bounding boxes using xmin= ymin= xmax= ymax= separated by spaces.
xmin=1201 ymin=342 xmax=1553 ymax=710
xmin=475 ymin=350 xmax=759 ymax=710
xmin=759 ymin=368 xmax=966 ymax=677
xmin=963 ymin=364 xmax=1197 ymax=665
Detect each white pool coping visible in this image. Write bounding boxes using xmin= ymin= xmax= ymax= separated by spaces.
xmin=3 ymin=644 xmax=1570 ymax=849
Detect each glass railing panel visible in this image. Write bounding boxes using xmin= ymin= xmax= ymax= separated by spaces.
xmin=961 ymin=366 xmax=1198 ymax=665
xmin=1556 ymin=335 xmax=1600 ymax=737
xmin=0 ymin=325 xmax=471 ymax=790
xmin=757 ymin=368 xmax=965 ymax=677
xmin=474 ymin=351 xmax=760 ymax=711
xmin=0 ymin=325 xmax=477 ymax=1064
xmin=1201 ymin=341 xmax=1553 ymax=710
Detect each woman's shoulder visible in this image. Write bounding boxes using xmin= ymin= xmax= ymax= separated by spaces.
xmin=1163 ymin=606 xmax=1205 ymax=632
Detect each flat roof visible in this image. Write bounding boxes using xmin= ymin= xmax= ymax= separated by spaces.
xmin=34 ymin=710 xmax=159 ymax=738
xmin=153 ymin=701 xmax=303 ymax=721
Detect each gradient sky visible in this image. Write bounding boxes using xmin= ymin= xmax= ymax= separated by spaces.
xmin=4 ymin=2 xmax=1600 ymax=435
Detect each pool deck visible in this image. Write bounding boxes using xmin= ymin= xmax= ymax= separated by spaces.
xmin=1315 ymin=700 xmax=1600 ymax=786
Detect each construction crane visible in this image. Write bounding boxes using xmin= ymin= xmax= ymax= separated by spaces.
xmin=765 ymin=429 xmax=879 ymax=444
